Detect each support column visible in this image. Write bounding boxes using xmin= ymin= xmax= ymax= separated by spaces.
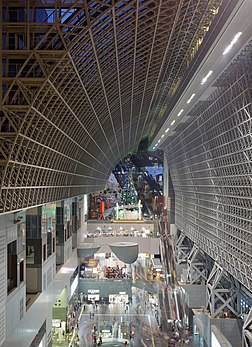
xmin=187 ymin=245 xmax=207 ymax=284
xmin=26 ymin=206 xmax=43 ymax=293
xmin=163 ymin=153 xmax=175 ymax=236
xmin=163 ymin=153 xmax=169 ymax=209
xmin=242 ymin=307 xmax=252 ymax=347
xmin=207 ymin=262 xmax=240 ymax=318
xmin=72 ymin=198 xmax=78 ymax=248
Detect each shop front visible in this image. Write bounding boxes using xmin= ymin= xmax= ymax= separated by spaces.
xmin=99 ymin=325 xmax=113 ymax=339
xmin=80 ymin=258 xmax=101 ymax=279
xmin=109 ymin=292 xmax=129 ymax=304
xmin=88 ymin=289 xmax=100 ymax=302
xmin=79 ymin=277 xmax=132 ymax=305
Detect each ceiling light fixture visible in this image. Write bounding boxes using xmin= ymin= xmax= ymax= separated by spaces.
xmin=158 ymin=139 xmax=161 ymax=143
xmin=177 ymin=109 xmax=184 ymax=117
xmin=161 ymin=134 xmax=164 ymax=138
xmin=171 ymin=120 xmax=175 ymax=126
xmin=223 ymin=32 xmax=242 ymax=55
xmin=201 ymin=71 xmax=213 ymax=84
xmin=187 ymin=93 xmax=195 ymax=104
xmin=165 ymin=127 xmax=169 ymax=133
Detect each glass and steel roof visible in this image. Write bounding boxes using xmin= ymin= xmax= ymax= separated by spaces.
xmin=0 ymin=0 xmax=223 ymax=212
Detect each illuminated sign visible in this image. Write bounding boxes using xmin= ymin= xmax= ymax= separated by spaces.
xmin=88 ymin=289 xmax=99 ymax=294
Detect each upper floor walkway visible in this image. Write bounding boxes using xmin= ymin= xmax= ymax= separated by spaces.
xmin=85 ymin=220 xmax=161 ymax=255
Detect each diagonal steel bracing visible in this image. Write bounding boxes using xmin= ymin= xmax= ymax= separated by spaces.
xmin=187 ymin=244 xmax=208 ymax=284
xmin=207 ymin=263 xmax=240 ymax=318
xmin=175 ymin=232 xmax=192 ymax=265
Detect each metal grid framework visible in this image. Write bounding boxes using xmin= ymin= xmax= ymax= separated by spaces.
xmin=164 ymin=44 xmax=252 ymax=290
xmin=0 ymin=0 xmax=221 ymax=213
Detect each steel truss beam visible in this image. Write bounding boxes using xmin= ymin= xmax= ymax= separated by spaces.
xmin=207 ymin=262 xmax=240 ymax=318
xmin=175 ymin=232 xmax=192 ymax=265
xmin=187 ymin=244 xmax=207 ymax=284
xmin=0 ymin=0 xmax=223 ymax=212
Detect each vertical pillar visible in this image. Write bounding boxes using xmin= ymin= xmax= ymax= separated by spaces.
xmin=56 ymin=201 xmax=65 ymax=265
xmin=163 ymin=153 xmax=175 ymax=236
xmin=72 ymin=198 xmax=78 ymax=248
xmin=163 ymin=153 xmax=169 ymax=209
xmin=138 ymin=200 xmax=142 ymax=220
xmin=99 ymin=201 xmax=105 ymax=220
xmin=26 ymin=206 xmax=44 ymax=292
xmin=116 ymin=202 xmax=119 ymax=220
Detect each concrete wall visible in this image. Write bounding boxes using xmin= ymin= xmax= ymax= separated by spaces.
xmin=56 ymin=236 xmax=73 ymax=265
xmin=64 ymin=237 xmax=73 ymax=262
xmin=182 ymin=284 xmax=207 ymax=308
xmin=77 ymin=221 xmax=87 ymax=246
xmin=0 ymin=212 xmax=26 ymax=344
xmin=1 ymin=195 xmax=87 ymax=347
xmin=26 ymin=267 xmax=41 ymax=293
xmin=42 ymin=254 xmax=56 ymax=291
xmin=6 ymin=284 xmax=26 ymax=338
xmin=193 ymin=311 xmax=242 ymax=347
xmin=56 ymin=244 xmax=64 ymax=265
xmin=212 ymin=318 xmax=242 ymax=347
xmin=27 ymin=251 xmax=56 ymax=293
xmin=0 ymin=218 xmax=8 ymax=346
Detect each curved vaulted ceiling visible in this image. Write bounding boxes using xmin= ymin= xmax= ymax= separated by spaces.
xmin=0 ymin=0 xmax=223 ymax=213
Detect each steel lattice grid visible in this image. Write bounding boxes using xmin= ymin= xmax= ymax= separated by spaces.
xmin=147 ymin=0 xmax=222 ymax=137
xmin=164 ymin=45 xmax=252 ymax=290
xmin=1 ymin=0 xmax=222 ymax=212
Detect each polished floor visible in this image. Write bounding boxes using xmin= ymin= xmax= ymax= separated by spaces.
xmin=52 ymin=285 xmax=197 ymax=347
